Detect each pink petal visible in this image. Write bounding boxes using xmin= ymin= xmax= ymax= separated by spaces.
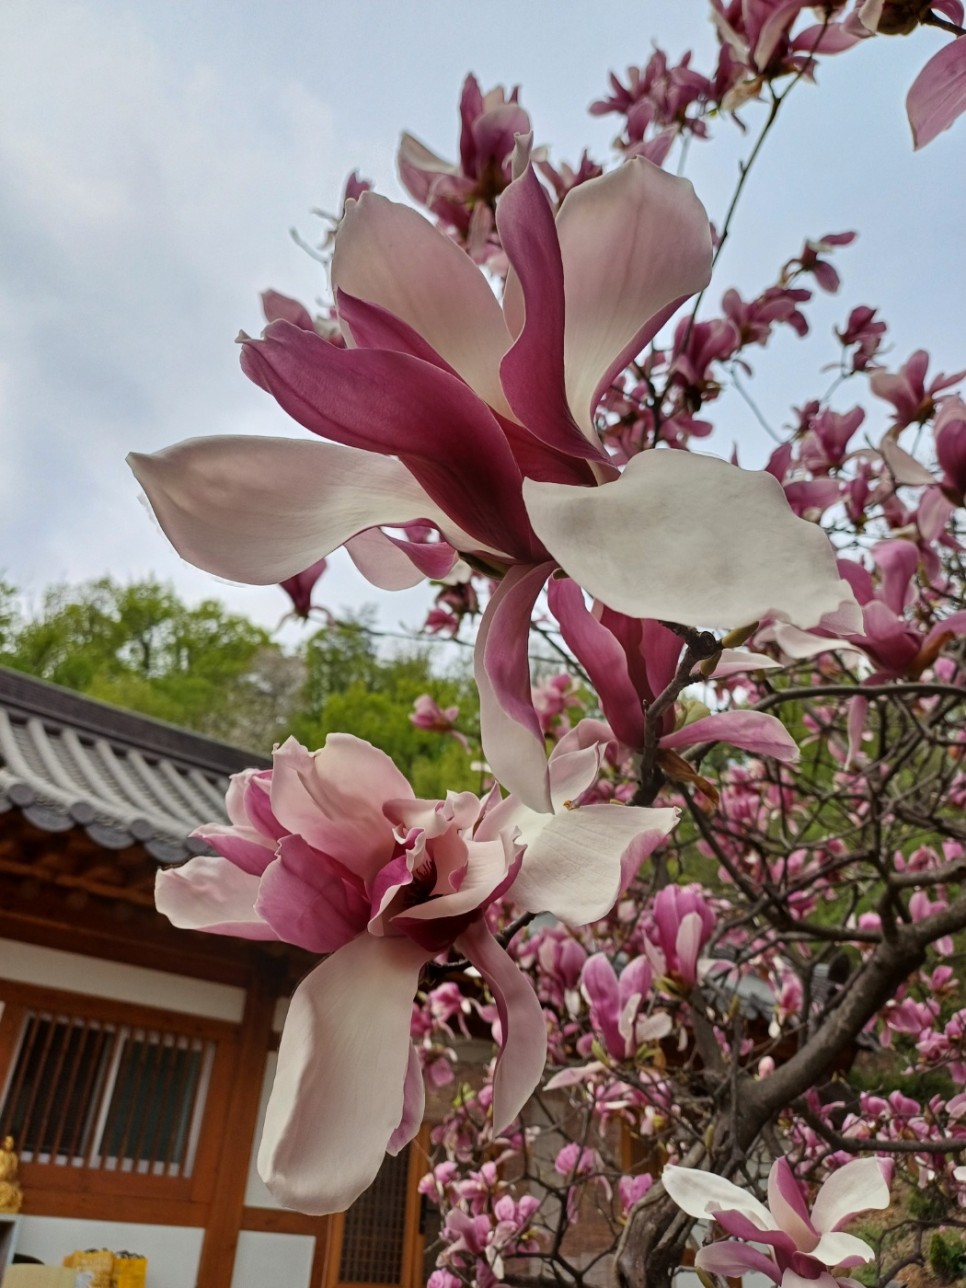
xmin=345 ymin=528 xmax=456 ymax=591
xmin=129 ymin=436 xmax=480 ymax=585
xmin=258 ymin=933 xmax=427 ymax=1214
xmin=695 ymin=1243 xmax=780 ymax=1284
xmin=270 ymin=735 xmax=410 ymax=880
xmin=555 ymin=158 xmax=712 ymax=430
xmin=547 ymin=577 xmax=646 ymax=749
xmin=497 ymin=167 xmax=610 ymax=461
xmin=394 ymin=836 xmax=516 ymax=921
xmin=879 ymin=437 xmax=935 ymax=486
xmin=660 ymin=711 xmax=799 ymax=762
xmin=907 ymin=37 xmax=966 ymax=149
xmin=332 ymin=191 xmax=511 ymax=414
xmin=387 ymin=1045 xmax=426 ymax=1155
xmin=155 ymin=857 xmax=278 ymax=940
xmin=475 ymin=562 xmax=556 ymax=813
xmin=261 ymin=289 xmax=316 ymax=331
xmin=254 ymin=838 xmax=366 ymax=954
xmin=754 ymin=0 xmax=811 ymax=68
xmin=192 ymin=822 xmax=276 ymax=876
xmin=455 ymin=920 xmax=548 ymax=1132
xmin=240 ymin=324 xmax=533 ymax=557
xmin=525 ymin=451 xmax=861 ymax=632
xmin=810 ymin=1157 xmax=891 ymax=1233
xmin=767 ymin=1156 xmax=818 ymax=1251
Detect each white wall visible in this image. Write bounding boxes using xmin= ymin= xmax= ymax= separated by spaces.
xmin=0 ymin=939 xmax=245 ymax=1022
xmin=230 ymin=1232 xmax=314 ymax=1288
xmin=13 ymin=1218 xmax=203 ymax=1288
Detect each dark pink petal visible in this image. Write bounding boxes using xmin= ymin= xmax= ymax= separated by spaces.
xmin=192 ymin=823 xmax=276 ymax=876
xmin=455 ymin=920 xmax=548 ymax=1132
xmin=258 ymin=934 xmax=427 ymax=1214
xmin=241 ymin=322 xmax=534 ymax=557
xmin=580 ymin=954 xmax=624 ymax=1057
xmin=261 ymin=290 xmax=316 ymax=330
xmin=871 ymin=539 xmax=919 ymax=614
xmin=476 ymin=562 xmax=557 ymax=812
xmin=547 ymin=576 xmax=646 ymax=749
xmin=255 ymin=838 xmax=367 ymax=954
xmin=754 ymin=0 xmax=810 ymax=68
xmin=280 ymin=557 xmax=328 ymax=618
xmin=660 ymin=711 xmax=799 ymax=762
xmin=907 ymin=37 xmax=966 ymax=149
xmin=792 ymin=22 xmax=864 ymax=54
xmin=498 ymin=167 xmax=609 ymax=462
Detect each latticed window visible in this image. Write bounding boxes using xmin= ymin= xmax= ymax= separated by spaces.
xmin=0 ymin=978 xmax=236 ymax=1203
xmin=1 ymin=1012 xmax=211 ymax=1174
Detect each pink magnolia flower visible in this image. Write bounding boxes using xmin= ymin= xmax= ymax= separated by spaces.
xmin=663 ymin=1154 xmax=892 ymax=1287
xmin=279 ymin=556 xmax=328 ymax=620
xmin=644 ymin=884 xmax=716 ymax=988
xmin=156 ymin=732 xmax=676 ymax=1214
xmin=130 ymin=158 xmax=856 ymax=811
xmin=580 ymin=952 xmax=672 ymax=1059
xmin=410 ymin=694 xmax=470 ymax=750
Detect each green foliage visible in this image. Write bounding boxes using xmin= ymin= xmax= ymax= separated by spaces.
xmin=0 ymin=577 xmax=296 ymax=748
xmin=0 ymin=583 xmax=480 ymax=795
xmin=291 ymin=615 xmax=480 ymax=799
xmin=930 ymin=1230 xmax=966 ymax=1281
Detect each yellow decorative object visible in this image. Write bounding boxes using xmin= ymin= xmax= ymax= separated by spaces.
xmin=62 ymin=1251 xmax=113 ymax=1288
xmin=110 ymin=1256 xmax=147 ymax=1288
xmin=0 ymin=1138 xmax=23 ymax=1214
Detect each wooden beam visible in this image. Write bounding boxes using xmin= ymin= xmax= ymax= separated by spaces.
xmin=195 ymin=974 xmax=278 ymax=1288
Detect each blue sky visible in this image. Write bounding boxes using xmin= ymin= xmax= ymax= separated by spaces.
xmin=1 ymin=0 xmax=962 ymax=637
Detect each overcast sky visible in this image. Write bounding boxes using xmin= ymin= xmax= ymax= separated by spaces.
xmin=1 ymin=0 xmax=963 ymax=640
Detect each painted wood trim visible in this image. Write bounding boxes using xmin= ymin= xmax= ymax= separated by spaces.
xmin=18 ymin=1185 xmax=209 ymax=1226
xmin=195 ymin=974 xmax=277 ymax=1288
xmin=241 ymin=1207 xmax=330 ymax=1237
xmin=0 ymin=977 xmax=239 ymax=1042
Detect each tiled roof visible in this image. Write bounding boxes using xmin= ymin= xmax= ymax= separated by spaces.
xmin=0 ymin=668 xmax=269 ymax=864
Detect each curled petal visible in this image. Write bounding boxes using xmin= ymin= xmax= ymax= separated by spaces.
xmin=129 ymin=436 xmax=481 ymax=585
xmin=525 ymin=451 xmax=860 ymax=631
xmin=345 ymin=528 xmax=456 ymax=591
xmin=476 ymin=562 xmax=556 ymax=813
xmin=456 ymin=920 xmax=548 ymax=1133
xmin=660 ymin=711 xmax=799 ymax=762
xmin=155 ymin=857 xmax=278 ymax=940
xmin=258 ymin=934 xmax=427 ymax=1214
xmin=387 ymin=1045 xmax=426 ymax=1155
xmin=695 ymin=1243 xmax=780 ymax=1284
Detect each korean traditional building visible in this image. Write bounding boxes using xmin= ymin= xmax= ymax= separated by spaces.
xmin=0 ymin=667 xmax=430 ymax=1288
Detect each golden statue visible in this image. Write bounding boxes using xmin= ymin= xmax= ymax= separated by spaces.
xmin=0 ymin=1135 xmax=23 ymax=1212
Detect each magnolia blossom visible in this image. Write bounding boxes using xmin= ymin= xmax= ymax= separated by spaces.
xmin=663 ymin=1154 xmax=891 ymax=1287
xmin=130 ymin=157 xmax=857 ymax=812
xmin=156 ymin=731 xmax=676 ymax=1214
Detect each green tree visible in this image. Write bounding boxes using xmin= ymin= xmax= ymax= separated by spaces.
xmin=0 ymin=577 xmax=299 ymax=748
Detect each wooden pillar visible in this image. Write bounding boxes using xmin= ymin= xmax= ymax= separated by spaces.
xmin=195 ymin=971 xmax=277 ymax=1288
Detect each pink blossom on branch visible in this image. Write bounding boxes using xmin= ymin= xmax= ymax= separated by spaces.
xmin=663 ymin=1154 xmax=892 ymax=1286
xmin=130 ymin=157 xmax=857 ymax=812
xmin=156 ymin=732 xmax=677 ymax=1214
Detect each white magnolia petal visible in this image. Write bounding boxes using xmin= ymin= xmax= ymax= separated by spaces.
xmin=879 ymin=437 xmax=935 ymax=486
xmin=333 ymin=192 xmax=512 ymax=415
xmin=154 ymin=857 xmax=277 ymax=939
xmin=661 ymin=1164 xmax=774 ymax=1229
xmin=525 ymin=451 xmax=861 ymax=632
xmin=810 ymin=1156 xmax=891 ymax=1233
xmin=129 ymin=436 xmax=486 ymax=585
xmin=762 ymin=623 xmax=867 ymax=661
xmin=811 ymin=1230 xmax=876 ymax=1268
xmin=557 ymin=158 xmax=712 ymax=429
xmin=511 ymin=803 xmax=678 ymax=925
xmin=780 ymin=1272 xmax=839 ymax=1288
xmin=258 ymin=934 xmax=427 ymax=1215
xmin=710 ymin=648 xmax=784 ymax=677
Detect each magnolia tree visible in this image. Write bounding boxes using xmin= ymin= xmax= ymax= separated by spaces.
xmin=128 ymin=3 xmax=966 ymax=1286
